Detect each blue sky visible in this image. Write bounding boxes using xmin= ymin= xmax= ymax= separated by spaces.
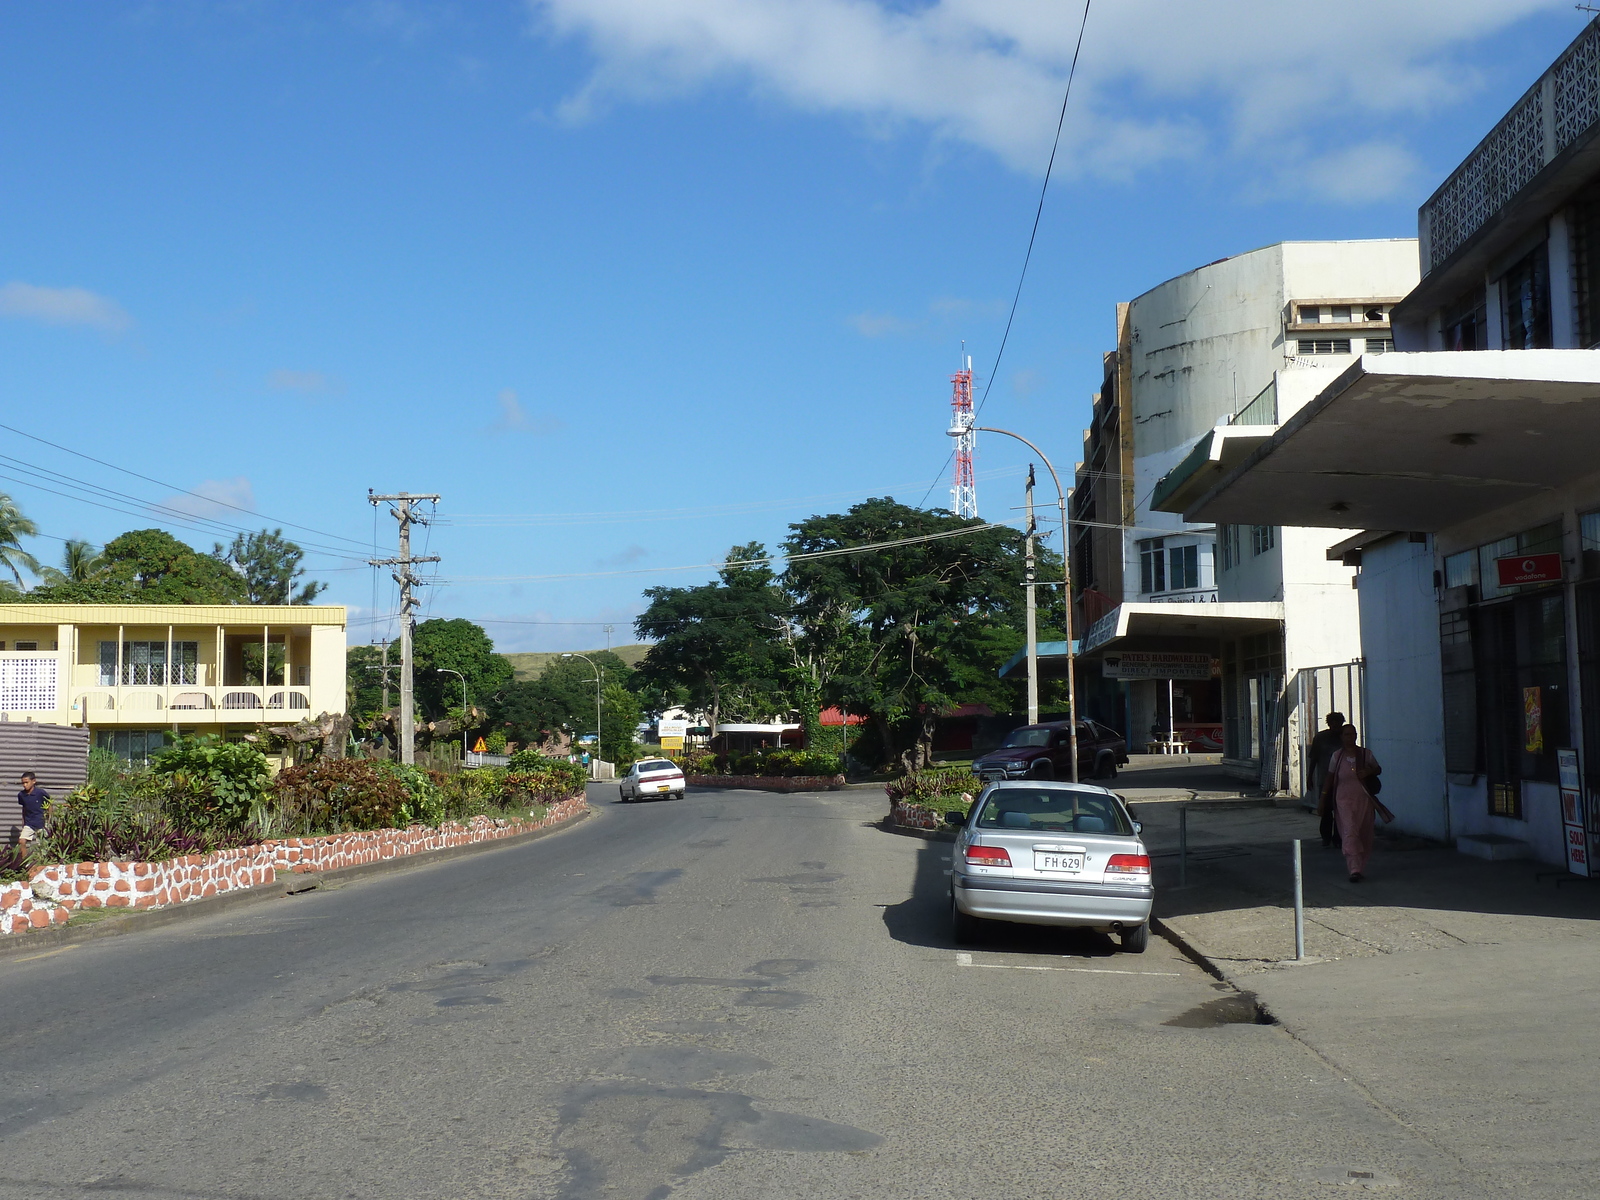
xmin=0 ymin=1 xmax=1587 ymax=650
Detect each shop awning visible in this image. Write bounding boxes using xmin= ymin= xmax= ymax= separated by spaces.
xmin=1082 ymin=602 xmax=1283 ymax=655
xmin=1150 ymin=426 xmax=1278 ymax=515
xmin=1179 ymin=351 xmax=1600 ymax=531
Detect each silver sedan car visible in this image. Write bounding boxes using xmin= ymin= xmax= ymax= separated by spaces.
xmin=948 ymin=780 xmax=1153 ymax=953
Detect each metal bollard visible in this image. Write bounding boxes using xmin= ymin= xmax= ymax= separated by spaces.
xmin=1292 ymin=838 xmax=1305 ymax=961
xmin=1178 ymin=806 xmax=1188 ymax=888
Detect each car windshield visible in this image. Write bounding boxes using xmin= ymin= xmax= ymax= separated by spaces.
xmin=1001 ymin=728 xmax=1053 ymax=748
xmin=638 ymin=760 xmax=678 ymax=773
xmin=976 ymin=789 xmax=1133 ymax=835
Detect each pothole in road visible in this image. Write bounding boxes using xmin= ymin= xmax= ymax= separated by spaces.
xmin=1162 ymin=992 xmax=1276 ymax=1028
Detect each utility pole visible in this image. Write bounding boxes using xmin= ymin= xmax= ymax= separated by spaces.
xmin=369 ymin=491 xmax=441 ymax=765
xmin=1024 ymin=465 xmax=1039 ymax=725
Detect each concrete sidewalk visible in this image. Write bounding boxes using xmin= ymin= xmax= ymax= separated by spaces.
xmin=1132 ymin=797 xmax=1600 ymax=1199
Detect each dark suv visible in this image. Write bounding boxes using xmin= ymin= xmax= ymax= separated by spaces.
xmin=971 ymin=720 xmax=1129 ymax=783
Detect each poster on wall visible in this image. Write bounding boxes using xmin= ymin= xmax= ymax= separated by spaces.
xmin=1558 ymin=748 xmax=1589 ymax=878
xmin=1524 ymin=687 xmax=1544 ymax=753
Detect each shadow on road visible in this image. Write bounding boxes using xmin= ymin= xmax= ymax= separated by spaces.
xmin=881 ymin=835 xmax=1120 ymax=959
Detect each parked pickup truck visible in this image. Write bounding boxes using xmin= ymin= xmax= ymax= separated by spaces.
xmin=970 ymin=720 xmax=1129 ymax=783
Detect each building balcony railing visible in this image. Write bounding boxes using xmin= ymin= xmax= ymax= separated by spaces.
xmin=1420 ymin=18 xmax=1600 ymax=272
xmin=74 ymin=686 xmax=313 ymax=716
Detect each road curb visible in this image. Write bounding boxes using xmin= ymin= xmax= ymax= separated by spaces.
xmin=876 ymin=818 xmax=956 ymax=843
xmin=0 ymin=806 xmax=590 ymax=961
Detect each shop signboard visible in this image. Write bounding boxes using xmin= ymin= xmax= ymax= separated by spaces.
xmin=657 ymin=718 xmax=689 ymax=740
xmin=1558 ymin=749 xmax=1589 ymax=878
xmin=1496 ymin=552 xmax=1563 ymax=587
xmin=1101 ymin=651 xmax=1214 ymax=681
xmin=660 ymin=736 xmax=684 ymax=751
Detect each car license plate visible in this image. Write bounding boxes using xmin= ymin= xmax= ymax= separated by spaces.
xmin=655 ymin=783 xmax=671 ymax=791
xmin=1034 ymin=851 xmax=1084 ymax=873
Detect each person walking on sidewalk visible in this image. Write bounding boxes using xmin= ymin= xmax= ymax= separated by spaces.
xmin=1321 ymin=725 xmax=1383 ymax=882
xmin=15 ymin=771 xmax=49 ymax=847
xmin=1309 ymin=712 xmax=1346 ymax=850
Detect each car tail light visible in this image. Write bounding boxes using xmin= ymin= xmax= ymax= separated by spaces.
xmin=965 ymin=845 xmax=1012 ymax=867
xmin=1105 ymin=854 xmax=1151 ymax=879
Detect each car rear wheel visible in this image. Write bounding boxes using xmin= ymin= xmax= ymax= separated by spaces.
xmin=951 ymin=895 xmax=982 ymax=945
xmin=1096 ymin=754 xmax=1118 ymax=780
xmin=1119 ymin=922 xmax=1150 ymax=954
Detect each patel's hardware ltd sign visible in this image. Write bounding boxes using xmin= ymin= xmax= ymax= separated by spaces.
xmin=1495 ymin=552 xmax=1563 ymax=587
xmin=1101 ymin=652 xmax=1215 ymax=681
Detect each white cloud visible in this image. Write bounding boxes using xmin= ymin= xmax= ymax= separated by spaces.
xmin=491 ymin=388 xmax=566 ymax=434
xmin=267 ymin=368 xmax=343 ymax=394
xmin=162 ymin=477 xmax=256 ymax=521
xmin=0 ymin=282 xmax=133 ymax=333
xmin=530 ymin=0 xmax=1565 ymax=198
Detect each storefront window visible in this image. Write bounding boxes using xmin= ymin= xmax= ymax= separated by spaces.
xmin=1476 ymin=521 xmax=1562 ymax=602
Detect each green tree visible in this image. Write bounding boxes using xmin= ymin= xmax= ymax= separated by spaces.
xmin=633 ymin=543 xmax=791 ymax=728
xmin=25 ymin=529 xmax=247 ymax=604
xmin=410 ymin=618 xmax=514 ymax=720
xmin=0 ymin=492 xmax=40 ymax=588
xmin=783 ymin=498 xmax=1032 ymax=771
xmin=37 ymin=538 xmax=103 ymax=586
xmin=493 ymin=650 xmax=633 ymax=745
xmin=346 ymin=643 xmax=396 ymax=724
xmin=213 ymin=529 xmax=327 ymax=603
xmin=599 ymin=682 xmax=641 ymax=769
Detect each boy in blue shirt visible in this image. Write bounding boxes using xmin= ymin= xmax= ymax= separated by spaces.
xmin=16 ymin=771 xmax=48 ymax=845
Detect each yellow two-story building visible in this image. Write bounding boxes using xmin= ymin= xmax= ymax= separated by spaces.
xmin=0 ymin=604 xmax=348 ymax=761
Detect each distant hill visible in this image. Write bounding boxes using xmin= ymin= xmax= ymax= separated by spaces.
xmin=501 ymin=643 xmax=651 ymax=682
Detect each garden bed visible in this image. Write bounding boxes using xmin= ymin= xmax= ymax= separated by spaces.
xmin=2 ymin=792 xmax=587 ymax=936
xmin=686 ymin=774 xmax=846 ymax=793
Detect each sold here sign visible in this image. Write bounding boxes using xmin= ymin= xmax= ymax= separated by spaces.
xmin=1496 ymin=552 xmax=1564 ymax=587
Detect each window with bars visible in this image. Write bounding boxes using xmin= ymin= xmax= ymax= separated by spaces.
xmin=1364 ymin=337 xmax=1395 ymax=354
xmin=98 ymin=641 xmax=200 ymax=686
xmin=1297 ymin=339 xmax=1351 ymax=354
xmin=1251 ymin=525 xmax=1276 ymax=556
xmin=1169 ymin=544 xmax=1200 ymax=590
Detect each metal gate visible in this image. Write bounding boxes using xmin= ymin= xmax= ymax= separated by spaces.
xmin=1285 ymin=661 xmax=1365 ymax=797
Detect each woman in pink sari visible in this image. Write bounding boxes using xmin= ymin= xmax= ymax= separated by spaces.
xmin=1321 ymin=724 xmax=1382 ymax=882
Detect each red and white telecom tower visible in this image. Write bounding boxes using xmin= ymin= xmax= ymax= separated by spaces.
xmin=949 ymin=355 xmax=977 ymax=518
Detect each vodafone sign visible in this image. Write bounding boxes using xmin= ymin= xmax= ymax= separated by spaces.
xmin=1496 ymin=552 xmax=1564 ymax=587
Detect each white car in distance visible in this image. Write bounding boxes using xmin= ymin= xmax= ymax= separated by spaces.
xmin=619 ymin=758 xmax=686 ymax=802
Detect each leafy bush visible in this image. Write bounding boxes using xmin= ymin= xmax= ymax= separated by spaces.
xmin=375 ymin=762 xmax=446 ymax=825
xmin=484 ymin=729 xmax=508 ymax=754
xmin=0 ymin=841 xmax=33 ymax=883
xmin=692 ymin=749 xmax=841 ymax=778
xmin=503 ymin=757 xmax=588 ymax=805
xmin=886 ymin=768 xmax=973 ymax=809
xmin=151 ymin=735 xmax=271 ymax=831
xmin=681 ymin=752 xmax=719 ymax=775
xmin=270 ymin=759 xmax=411 ymax=833
xmin=27 ymin=784 xmax=259 ymax=867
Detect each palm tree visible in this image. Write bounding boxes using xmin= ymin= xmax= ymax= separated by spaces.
xmin=37 ymin=537 xmax=103 ymax=586
xmin=0 ymin=493 xmax=39 ymax=587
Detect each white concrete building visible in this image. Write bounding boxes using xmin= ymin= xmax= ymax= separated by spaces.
xmin=1073 ymin=240 xmax=1418 ymax=790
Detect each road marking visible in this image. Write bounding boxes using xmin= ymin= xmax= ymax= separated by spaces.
xmin=9 ymin=945 xmax=80 ymax=963
xmin=955 ymin=952 xmax=1179 ymax=977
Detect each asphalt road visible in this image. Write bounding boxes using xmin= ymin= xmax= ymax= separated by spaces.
xmin=0 ymin=784 xmax=1499 ymax=1199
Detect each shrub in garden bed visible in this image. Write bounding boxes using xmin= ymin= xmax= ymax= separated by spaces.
xmin=886 ymin=768 xmax=975 ymax=825
xmin=688 ymin=749 xmax=843 ymax=778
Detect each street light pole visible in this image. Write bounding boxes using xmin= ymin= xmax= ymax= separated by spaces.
xmin=562 ymin=652 xmax=603 ymax=777
xmin=948 ymin=422 xmax=1079 ymax=782
xmin=437 ymin=668 xmax=468 ymax=764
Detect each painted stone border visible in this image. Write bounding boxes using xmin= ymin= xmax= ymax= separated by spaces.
xmin=1 ymin=792 xmax=586 ymax=936
xmin=685 ymin=774 xmax=846 ymax=793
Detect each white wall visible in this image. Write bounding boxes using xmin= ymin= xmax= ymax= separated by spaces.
xmin=1358 ymin=536 xmax=1449 ymax=842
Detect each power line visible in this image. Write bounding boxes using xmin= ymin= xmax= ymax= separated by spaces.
xmin=0 ymin=417 xmax=372 ymax=550
xmin=973 ymin=0 xmax=1092 ymax=420
xmin=447 ymin=519 xmax=1023 ymax=584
